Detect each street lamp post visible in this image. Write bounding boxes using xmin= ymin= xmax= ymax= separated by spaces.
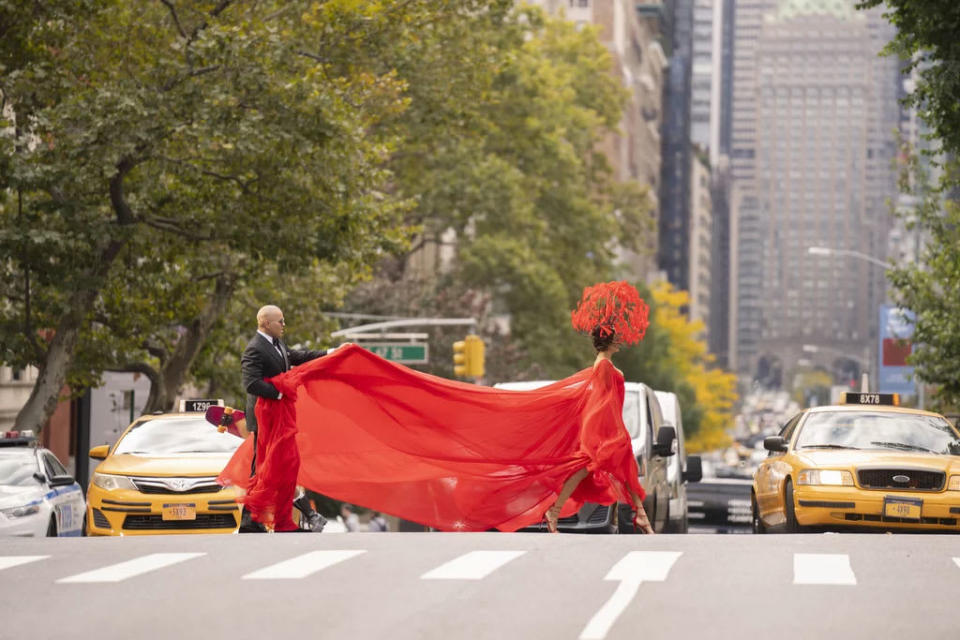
xmin=806 ymin=246 xmax=889 ymax=269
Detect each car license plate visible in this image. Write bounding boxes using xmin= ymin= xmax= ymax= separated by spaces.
xmin=162 ymin=503 xmax=196 ymax=521
xmin=884 ymin=496 xmax=921 ymax=520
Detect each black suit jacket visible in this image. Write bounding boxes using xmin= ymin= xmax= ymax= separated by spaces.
xmin=241 ymin=333 xmax=327 ymax=433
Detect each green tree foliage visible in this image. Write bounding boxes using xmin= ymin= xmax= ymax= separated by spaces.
xmin=858 ymin=0 xmax=960 ymax=409
xmin=858 ymin=0 xmax=960 ymax=156
xmin=1 ymin=0 xmax=413 ymax=429
xmin=887 ymin=157 xmax=960 ymax=409
xmin=348 ymin=7 xmax=654 ymax=380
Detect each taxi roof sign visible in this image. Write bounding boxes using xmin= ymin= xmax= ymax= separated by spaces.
xmin=841 ymin=392 xmax=899 ymax=406
xmin=179 ymin=398 xmax=224 ymax=413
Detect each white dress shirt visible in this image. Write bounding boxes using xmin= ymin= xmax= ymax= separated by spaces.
xmin=256 ymin=330 xmax=284 ymax=399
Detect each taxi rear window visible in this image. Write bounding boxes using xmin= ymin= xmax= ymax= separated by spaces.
xmin=796 ymin=412 xmax=960 ymax=455
xmin=113 ymin=418 xmax=242 ymax=456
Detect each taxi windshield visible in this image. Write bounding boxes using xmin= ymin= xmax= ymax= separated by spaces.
xmin=796 ymin=412 xmax=960 ymax=456
xmin=0 ymin=451 xmax=40 ymax=487
xmin=113 ymin=417 xmax=243 ymax=455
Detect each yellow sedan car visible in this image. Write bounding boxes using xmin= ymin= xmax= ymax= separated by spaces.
xmin=86 ymin=411 xmax=244 ymax=535
xmin=752 ymin=392 xmax=960 ymax=533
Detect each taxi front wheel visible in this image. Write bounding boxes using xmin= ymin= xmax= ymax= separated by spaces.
xmin=784 ymin=480 xmax=806 ymax=533
xmin=751 ymin=494 xmax=765 ymax=534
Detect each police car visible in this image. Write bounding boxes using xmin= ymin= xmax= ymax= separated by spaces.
xmin=0 ymin=431 xmax=85 ymax=537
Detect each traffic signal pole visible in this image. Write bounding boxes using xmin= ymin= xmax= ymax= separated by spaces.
xmin=331 ymin=317 xmax=485 ymax=380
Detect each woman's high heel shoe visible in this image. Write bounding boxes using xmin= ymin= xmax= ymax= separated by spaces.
xmin=544 ymin=505 xmax=560 ymax=534
xmin=632 ymin=509 xmax=653 ymax=534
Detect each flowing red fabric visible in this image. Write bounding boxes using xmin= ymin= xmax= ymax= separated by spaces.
xmin=219 ymin=345 xmax=645 ymax=532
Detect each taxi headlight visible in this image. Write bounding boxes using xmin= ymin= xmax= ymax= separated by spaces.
xmin=797 ymin=469 xmax=854 ymax=486
xmin=0 ymin=503 xmax=40 ymax=518
xmin=948 ymin=475 xmax=960 ymax=491
xmin=92 ymin=473 xmax=138 ymax=491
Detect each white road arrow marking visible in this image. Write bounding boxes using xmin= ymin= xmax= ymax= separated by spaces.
xmin=793 ymin=553 xmax=856 ymax=585
xmin=421 ymin=550 xmax=526 ymax=580
xmin=579 ymin=551 xmax=682 ymax=640
xmin=0 ymin=556 xmax=49 ymax=571
xmin=57 ymin=553 xmax=204 ymax=584
xmin=243 ymin=550 xmax=366 ymax=580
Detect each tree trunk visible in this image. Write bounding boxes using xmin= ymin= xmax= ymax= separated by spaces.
xmin=144 ymin=272 xmax=238 ymax=413
xmin=13 ymin=261 xmax=119 ymax=432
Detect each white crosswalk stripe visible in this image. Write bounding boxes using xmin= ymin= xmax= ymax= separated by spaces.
xmin=580 ymin=551 xmax=683 ymax=640
xmin=57 ymin=553 xmax=205 ymax=584
xmin=243 ymin=550 xmax=366 ymax=580
xmin=0 ymin=556 xmax=49 ymax=572
xmin=953 ymin=557 xmax=960 ymax=570
xmin=793 ymin=553 xmax=857 ymax=585
xmin=421 ymin=550 xmax=526 ymax=580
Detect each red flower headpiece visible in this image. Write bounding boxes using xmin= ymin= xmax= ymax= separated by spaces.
xmin=571 ymin=281 xmax=650 ymax=345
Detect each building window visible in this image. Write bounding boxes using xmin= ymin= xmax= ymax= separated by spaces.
xmin=570 ymin=0 xmax=589 ymax=7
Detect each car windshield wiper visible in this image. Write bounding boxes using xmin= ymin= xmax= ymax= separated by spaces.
xmin=869 ymin=441 xmax=936 ymax=453
xmin=800 ymin=444 xmax=860 ymax=450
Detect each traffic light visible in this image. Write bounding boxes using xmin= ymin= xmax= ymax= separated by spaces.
xmin=453 ymin=334 xmax=485 ymax=378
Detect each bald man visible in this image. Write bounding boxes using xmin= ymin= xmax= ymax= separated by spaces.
xmin=240 ymin=305 xmax=330 ymax=532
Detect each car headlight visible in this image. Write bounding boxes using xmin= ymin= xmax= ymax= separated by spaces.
xmin=797 ymin=469 xmax=854 ymax=486
xmin=0 ymin=503 xmax=40 ymax=518
xmin=92 ymin=473 xmax=138 ymax=491
xmin=948 ymin=475 xmax=960 ymax=491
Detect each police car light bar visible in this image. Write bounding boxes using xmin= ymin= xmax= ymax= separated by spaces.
xmin=2 ymin=430 xmax=35 ymax=439
xmin=842 ymin=392 xmax=899 ymax=406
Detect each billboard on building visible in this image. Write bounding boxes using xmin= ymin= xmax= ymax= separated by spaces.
xmin=877 ymin=305 xmax=915 ymax=395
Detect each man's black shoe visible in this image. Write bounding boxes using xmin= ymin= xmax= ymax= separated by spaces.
xmin=292 ymin=494 xmax=327 ymax=532
xmin=238 ymin=508 xmax=267 ymax=533
xmin=305 ymin=512 xmax=327 ymax=533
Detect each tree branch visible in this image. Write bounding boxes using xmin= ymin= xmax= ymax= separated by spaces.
xmin=109 ymin=157 xmax=139 ymax=225
xmin=142 ymin=339 xmax=169 ymax=362
xmin=140 ymin=216 xmax=215 ymax=240
xmin=159 ymin=0 xmax=187 ymax=39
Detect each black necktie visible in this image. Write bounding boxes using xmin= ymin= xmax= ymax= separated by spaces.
xmin=272 ymin=337 xmax=288 ymax=371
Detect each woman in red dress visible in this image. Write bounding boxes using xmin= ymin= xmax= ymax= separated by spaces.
xmin=543 ymin=327 xmax=654 ymax=534
xmin=220 ymin=281 xmax=656 ymax=534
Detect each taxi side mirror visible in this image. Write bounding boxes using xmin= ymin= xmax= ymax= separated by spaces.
xmin=684 ymin=455 xmax=703 ymax=483
xmin=763 ymin=436 xmax=788 ymax=453
xmin=89 ymin=445 xmax=109 ymax=460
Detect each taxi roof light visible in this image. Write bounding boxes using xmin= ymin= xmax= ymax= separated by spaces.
xmin=178 ymin=399 xmax=224 ymax=413
xmin=840 ymin=392 xmax=899 ymax=407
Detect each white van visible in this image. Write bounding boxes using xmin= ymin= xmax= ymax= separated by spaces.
xmin=653 ymin=390 xmax=702 ymax=533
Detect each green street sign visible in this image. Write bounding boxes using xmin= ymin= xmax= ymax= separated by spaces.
xmin=364 ymin=343 xmax=429 ymax=364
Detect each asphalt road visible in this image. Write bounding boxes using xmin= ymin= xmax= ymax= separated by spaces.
xmin=1 ymin=532 xmax=958 ymax=640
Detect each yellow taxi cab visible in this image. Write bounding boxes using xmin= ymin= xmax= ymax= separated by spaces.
xmin=752 ymin=392 xmax=960 ymax=533
xmin=86 ymin=401 xmax=244 ymax=535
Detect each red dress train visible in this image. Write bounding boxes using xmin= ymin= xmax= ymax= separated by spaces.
xmin=219 ymin=345 xmax=644 ymax=532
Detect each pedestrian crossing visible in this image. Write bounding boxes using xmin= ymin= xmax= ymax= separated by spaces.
xmin=242 ymin=549 xmax=366 ymax=580
xmin=1 ymin=549 xmax=956 ymax=586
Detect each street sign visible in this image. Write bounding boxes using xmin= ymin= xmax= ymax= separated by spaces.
xmin=364 ymin=343 xmax=428 ymax=364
